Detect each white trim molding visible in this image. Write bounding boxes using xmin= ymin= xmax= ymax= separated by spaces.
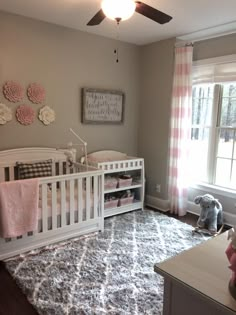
xmin=145 ymin=194 xmax=236 ymax=227
xmin=190 ymin=183 xmax=236 ymax=199
xmin=145 ymin=195 xmax=169 ymax=212
xmin=177 ymin=21 xmax=236 ymax=43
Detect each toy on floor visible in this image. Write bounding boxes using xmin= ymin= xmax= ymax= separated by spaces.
xmin=226 ymin=227 xmax=236 ymax=299
xmin=192 ymin=193 xmax=224 ymax=236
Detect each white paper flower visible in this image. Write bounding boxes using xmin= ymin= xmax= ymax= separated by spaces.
xmin=38 ymin=106 xmax=55 ymax=125
xmin=0 ymin=103 xmax=12 ymax=125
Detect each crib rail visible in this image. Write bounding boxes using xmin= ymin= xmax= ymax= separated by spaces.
xmin=0 ymin=168 xmax=104 ymax=260
xmin=39 ymin=169 xmax=104 ymax=229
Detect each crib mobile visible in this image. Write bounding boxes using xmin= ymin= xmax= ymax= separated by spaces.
xmin=67 ymin=128 xmax=88 ymax=170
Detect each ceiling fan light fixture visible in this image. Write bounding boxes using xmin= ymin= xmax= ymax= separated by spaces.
xmin=101 ymin=0 xmax=136 ymax=21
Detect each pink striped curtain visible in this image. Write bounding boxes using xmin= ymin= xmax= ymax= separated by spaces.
xmin=168 ymin=46 xmax=193 ymax=216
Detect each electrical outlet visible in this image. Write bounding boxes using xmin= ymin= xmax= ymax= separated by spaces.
xmin=155 ymin=184 xmax=161 ymax=193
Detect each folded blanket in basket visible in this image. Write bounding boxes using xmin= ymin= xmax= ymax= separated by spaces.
xmin=0 ymin=178 xmax=39 ymax=238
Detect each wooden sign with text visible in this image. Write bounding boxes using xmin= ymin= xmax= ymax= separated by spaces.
xmin=82 ymin=88 xmax=124 ymax=124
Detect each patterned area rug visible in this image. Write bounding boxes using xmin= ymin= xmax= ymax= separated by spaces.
xmin=5 ymin=210 xmax=208 ymax=315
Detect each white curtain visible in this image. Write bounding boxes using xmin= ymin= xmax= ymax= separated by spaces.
xmin=168 ymin=46 xmax=193 ymax=216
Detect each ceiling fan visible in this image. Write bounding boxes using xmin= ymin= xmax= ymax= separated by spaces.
xmin=87 ymin=0 xmax=172 ymax=26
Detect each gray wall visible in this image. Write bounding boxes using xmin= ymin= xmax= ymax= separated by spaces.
xmin=0 ymin=11 xmax=141 ymax=156
xmin=138 ymin=38 xmax=175 ymax=200
xmin=193 ymin=33 xmax=236 ymax=61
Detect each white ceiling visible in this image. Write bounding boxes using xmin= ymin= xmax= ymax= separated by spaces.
xmin=0 ymin=0 xmax=236 ymax=45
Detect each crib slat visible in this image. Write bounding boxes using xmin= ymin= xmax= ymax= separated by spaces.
xmin=9 ymin=167 xmax=15 ymax=181
xmin=86 ymin=177 xmax=91 ymax=220
xmin=0 ymin=168 xmax=5 ymax=182
xmin=100 ymin=173 xmax=104 ymax=219
xmin=66 ymin=163 xmax=70 ymax=174
xmin=59 ymin=161 xmax=63 ymax=176
xmin=42 ymin=184 xmax=48 ymax=232
xmin=51 ymin=182 xmax=57 ymax=230
xmin=52 ymin=161 xmax=56 ymax=176
xmin=61 ymin=180 xmax=66 ymax=227
xmin=78 ymin=178 xmax=83 ymax=222
xmin=93 ymin=176 xmax=98 ymax=219
xmin=69 ymin=179 xmax=75 ymax=224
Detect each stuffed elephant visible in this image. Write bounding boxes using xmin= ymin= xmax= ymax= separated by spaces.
xmin=194 ymin=194 xmax=223 ymax=233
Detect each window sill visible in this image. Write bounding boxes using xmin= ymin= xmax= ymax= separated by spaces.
xmin=189 ymin=183 xmax=236 ymax=199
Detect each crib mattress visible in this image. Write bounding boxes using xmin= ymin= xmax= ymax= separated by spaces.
xmin=38 ymin=187 xmax=94 ymax=220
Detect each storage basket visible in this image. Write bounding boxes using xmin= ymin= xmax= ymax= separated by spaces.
xmin=117 ymin=176 xmax=132 ymax=188
xmin=104 ymin=198 xmax=119 ymax=210
xmin=104 ymin=177 xmax=118 ymax=190
xmin=118 ymin=196 xmax=134 ymax=206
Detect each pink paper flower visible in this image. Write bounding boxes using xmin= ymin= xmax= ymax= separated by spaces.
xmin=3 ymin=81 xmax=24 ymax=102
xmin=16 ymin=105 xmax=35 ymax=125
xmin=27 ymin=83 xmax=45 ymax=104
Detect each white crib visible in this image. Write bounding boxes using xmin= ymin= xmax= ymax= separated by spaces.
xmin=0 ymin=147 xmax=104 ymax=260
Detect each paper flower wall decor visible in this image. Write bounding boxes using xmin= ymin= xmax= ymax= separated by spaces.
xmin=38 ymin=106 xmax=55 ymax=125
xmin=0 ymin=103 xmax=12 ymax=125
xmin=16 ymin=105 xmax=35 ymax=125
xmin=27 ymin=83 xmax=45 ymax=104
xmin=3 ymin=81 xmax=24 ymax=102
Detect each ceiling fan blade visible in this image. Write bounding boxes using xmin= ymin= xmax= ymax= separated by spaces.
xmin=87 ymin=9 xmax=106 ymax=26
xmin=135 ymin=1 xmax=172 ymax=24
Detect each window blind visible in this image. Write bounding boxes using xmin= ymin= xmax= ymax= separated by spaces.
xmin=193 ymin=59 xmax=236 ymax=84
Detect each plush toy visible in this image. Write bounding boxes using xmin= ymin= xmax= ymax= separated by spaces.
xmin=194 ymin=193 xmax=223 ymax=234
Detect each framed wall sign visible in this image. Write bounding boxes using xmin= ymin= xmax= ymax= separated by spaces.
xmin=82 ymin=88 xmax=124 ymax=124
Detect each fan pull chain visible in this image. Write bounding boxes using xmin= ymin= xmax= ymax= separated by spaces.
xmin=114 ymin=19 xmax=120 ymax=63
xmin=114 ymin=48 xmax=119 ymax=63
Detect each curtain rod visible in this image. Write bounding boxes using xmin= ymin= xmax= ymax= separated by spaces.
xmin=175 ymin=41 xmax=194 ymax=48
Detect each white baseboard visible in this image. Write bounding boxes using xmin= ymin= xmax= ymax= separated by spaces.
xmin=145 ymin=195 xmax=169 ymax=213
xmin=145 ymin=195 xmax=236 ymax=227
xmin=187 ymin=201 xmax=201 ymax=215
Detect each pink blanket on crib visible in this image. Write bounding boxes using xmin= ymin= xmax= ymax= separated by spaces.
xmin=0 ymin=178 xmax=39 ymax=238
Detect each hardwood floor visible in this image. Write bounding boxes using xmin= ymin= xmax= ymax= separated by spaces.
xmin=165 ymin=210 xmax=198 ymax=227
xmin=147 ymin=206 xmax=231 ymax=231
xmin=0 ymin=261 xmax=38 ymax=315
xmin=0 ymin=209 xmax=225 ymax=315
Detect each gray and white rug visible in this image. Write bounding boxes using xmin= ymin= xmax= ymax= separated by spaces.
xmin=5 ymin=210 xmax=208 ymax=315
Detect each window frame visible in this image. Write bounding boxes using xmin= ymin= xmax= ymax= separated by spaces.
xmin=191 ymin=82 xmax=236 ymax=190
xmin=215 ymin=84 xmax=236 ymax=188
xmin=208 ymin=84 xmax=221 ymax=185
xmin=191 ymin=55 xmax=236 ymax=194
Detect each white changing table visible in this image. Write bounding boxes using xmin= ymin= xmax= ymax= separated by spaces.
xmin=85 ymin=151 xmax=145 ymax=218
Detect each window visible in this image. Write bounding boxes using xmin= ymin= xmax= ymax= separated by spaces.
xmin=190 ymin=82 xmax=236 ymax=190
